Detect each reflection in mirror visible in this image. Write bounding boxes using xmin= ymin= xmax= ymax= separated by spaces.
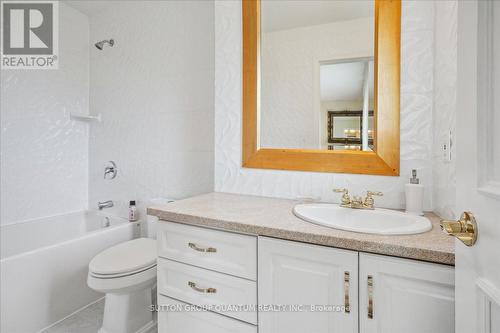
xmin=323 ymin=60 xmax=374 ymax=151
xmin=259 ymin=0 xmax=375 ymax=151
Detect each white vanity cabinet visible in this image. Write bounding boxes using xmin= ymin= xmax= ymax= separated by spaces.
xmin=259 ymin=237 xmax=359 ymax=333
xmin=359 ymin=253 xmax=455 ymax=333
xmin=157 ymin=221 xmax=455 ymax=333
xmin=157 ymin=221 xmax=258 ymax=332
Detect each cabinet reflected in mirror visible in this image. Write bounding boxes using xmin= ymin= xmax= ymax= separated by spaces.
xmin=259 ymin=0 xmax=375 ymax=151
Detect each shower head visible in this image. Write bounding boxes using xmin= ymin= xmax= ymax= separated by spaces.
xmin=95 ymin=39 xmax=114 ymax=50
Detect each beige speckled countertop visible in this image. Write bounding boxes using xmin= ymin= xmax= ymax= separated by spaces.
xmin=147 ymin=192 xmax=454 ymax=265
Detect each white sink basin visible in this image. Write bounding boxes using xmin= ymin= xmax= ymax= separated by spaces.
xmin=293 ymin=204 xmax=432 ymax=235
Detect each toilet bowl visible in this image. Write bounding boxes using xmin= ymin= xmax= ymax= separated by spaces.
xmin=88 ymin=238 xmax=157 ymax=333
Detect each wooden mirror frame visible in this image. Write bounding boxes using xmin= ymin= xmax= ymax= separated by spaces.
xmin=242 ymin=0 xmax=401 ymax=176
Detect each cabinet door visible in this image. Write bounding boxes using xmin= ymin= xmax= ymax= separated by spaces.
xmin=157 ymin=295 xmax=257 ymax=333
xmin=259 ymin=237 xmax=358 ymax=333
xmin=359 ymin=253 xmax=455 ymax=333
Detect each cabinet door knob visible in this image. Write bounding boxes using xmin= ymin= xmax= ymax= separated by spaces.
xmin=188 ymin=242 xmax=217 ymax=253
xmin=367 ymin=275 xmax=374 ymax=319
xmin=344 ymin=271 xmax=350 ymax=313
xmin=188 ymin=281 xmax=217 ymax=294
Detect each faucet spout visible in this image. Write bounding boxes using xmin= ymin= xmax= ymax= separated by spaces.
xmin=98 ymin=200 xmax=114 ymax=210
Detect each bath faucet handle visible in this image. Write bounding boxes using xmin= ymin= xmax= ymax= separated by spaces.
xmin=364 ymin=191 xmax=383 ymax=209
xmin=104 ymin=161 xmax=118 ymax=180
xmin=333 ymin=188 xmax=351 ymax=207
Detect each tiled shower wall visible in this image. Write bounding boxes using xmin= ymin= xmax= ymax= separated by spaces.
xmin=0 ymin=4 xmax=89 ymax=225
xmin=87 ymin=1 xmax=215 ymax=218
xmin=1 ymin=1 xmax=215 ymax=224
xmin=214 ymin=0 xmax=437 ymax=210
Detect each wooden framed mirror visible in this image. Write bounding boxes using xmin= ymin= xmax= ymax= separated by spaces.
xmin=242 ymin=0 xmax=401 ymax=175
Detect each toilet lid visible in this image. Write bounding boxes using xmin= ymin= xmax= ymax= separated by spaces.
xmin=89 ymin=238 xmax=157 ymax=275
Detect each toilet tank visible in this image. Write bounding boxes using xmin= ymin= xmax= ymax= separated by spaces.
xmin=145 ymin=198 xmax=174 ymax=239
xmin=146 ymin=215 xmax=159 ymax=239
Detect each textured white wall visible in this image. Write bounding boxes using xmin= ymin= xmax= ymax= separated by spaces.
xmin=260 ymin=18 xmax=374 ymax=149
xmin=432 ymin=0 xmax=457 ymax=219
xmin=0 ymin=3 xmax=89 ymax=225
xmin=88 ymin=1 xmax=215 ymax=219
xmin=215 ymin=0 xmax=435 ymax=210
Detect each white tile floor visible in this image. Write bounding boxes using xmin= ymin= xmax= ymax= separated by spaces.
xmin=43 ymin=300 xmax=105 ymax=333
xmin=43 ymin=299 xmax=157 ymax=333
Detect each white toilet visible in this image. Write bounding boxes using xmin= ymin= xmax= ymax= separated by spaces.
xmin=88 ymin=230 xmax=158 ymax=332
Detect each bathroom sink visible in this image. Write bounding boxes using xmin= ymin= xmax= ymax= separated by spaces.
xmin=293 ymin=204 xmax=432 ymax=235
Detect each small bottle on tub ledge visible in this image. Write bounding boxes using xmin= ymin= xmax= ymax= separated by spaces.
xmin=405 ymin=169 xmax=424 ymax=216
xmin=128 ymin=200 xmax=138 ymax=222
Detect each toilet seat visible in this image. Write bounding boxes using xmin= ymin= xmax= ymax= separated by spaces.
xmin=88 ymin=264 xmax=157 ymax=294
xmin=88 ymin=238 xmax=157 ymax=295
xmin=90 ymin=262 xmax=157 ymax=279
xmin=89 ymin=238 xmax=157 ymax=277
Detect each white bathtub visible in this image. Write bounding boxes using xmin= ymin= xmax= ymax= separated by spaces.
xmin=0 ymin=211 xmax=140 ymax=332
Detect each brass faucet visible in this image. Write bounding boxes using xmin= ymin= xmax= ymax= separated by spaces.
xmin=333 ymin=189 xmax=383 ymax=210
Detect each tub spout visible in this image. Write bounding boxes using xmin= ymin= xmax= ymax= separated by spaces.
xmin=98 ymin=200 xmax=114 ymax=210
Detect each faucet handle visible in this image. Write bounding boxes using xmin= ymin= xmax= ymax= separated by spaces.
xmin=364 ymin=191 xmax=383 ymax=209
xmin=104 ymin=161 xmax=118 ymax=180
xmin=333 ymin=188 xmax=351 ymax=207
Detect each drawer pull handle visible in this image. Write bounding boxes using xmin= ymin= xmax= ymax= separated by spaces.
xmin=368 ymin=275 xmax=374 ymax=319
xmin=344 ymin=271 xmax=350 ymax=313
xmin=188 ymin=281 xmax=217 ymax=294
xmin=188 ymin=242 xmax=217 ymax=253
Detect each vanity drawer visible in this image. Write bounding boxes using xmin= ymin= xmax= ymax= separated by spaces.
xmin=158 ymin=295 xmax=257 ymax=333
xmin=157 ymin=258 xmax=257 ymax=324
xmin=157 ymin=221 xmax=257 ymax=280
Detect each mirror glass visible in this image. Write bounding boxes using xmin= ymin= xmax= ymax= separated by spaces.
xmin=260 ymin=0 xmax=375 ymax=151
